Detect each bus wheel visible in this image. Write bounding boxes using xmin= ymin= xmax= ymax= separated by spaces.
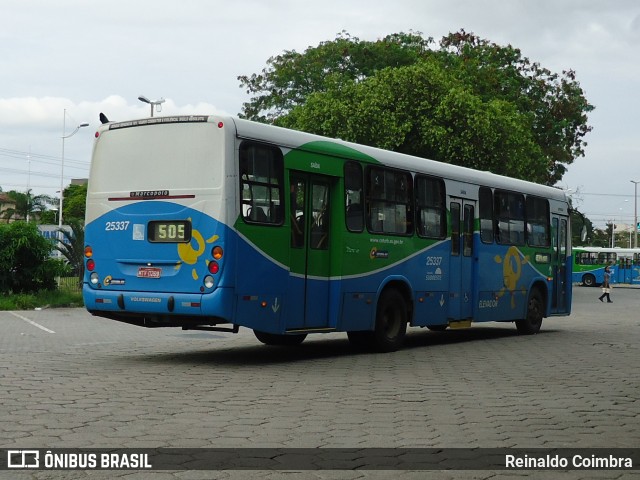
xmin=253 ymin=330 xmax=307 ymax=346
xmin=582 ymin=274 xmax=596 ymax=287
xmin=371 ymin=289 xmax=408 ymax=352
xmin=516 ymin=289 xmax=543 ymax=335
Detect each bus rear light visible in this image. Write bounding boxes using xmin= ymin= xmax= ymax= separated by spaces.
xmin=218 ymin=122 xmax=224 ymax=128
xmin=90 ymin=272 xmax=99 ymax=285
xmin=87 ymin=259 xmax=96 ymax=271
xmin=203 ymin=275 xmax=215 ymax=288
xmin=212 ymin=246 xmax=223 ymax=260
xmin=84 ymin=246 xmax=93 ymax=258
xmin=208 ymin=261 xmax=219 ymax=274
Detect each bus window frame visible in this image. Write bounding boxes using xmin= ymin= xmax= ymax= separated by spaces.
xmin=365 ymin=166 xmax=414 ymax=237
xmin=344 ymin=161 xmax=364 ymax=233
xmin=526 ymin=195 xmax=551 ymax=247
xmin=415 ymin=174 xmax=446 ymax=239
xmin=239 ymin=141 xmax=284 ymax=227
xmin=479 ymin=186 xmax=494 ymax=244
xmin=494 ymin=189 xmax=525 ymax=246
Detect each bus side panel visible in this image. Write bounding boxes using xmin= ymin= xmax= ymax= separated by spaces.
xmin=474 ymin=244 xmax=544 ymax=323
xmin=337 ymin=240 xmax=450 ymax=331
xmin=232 ymin=226 xmax=290 ymax=334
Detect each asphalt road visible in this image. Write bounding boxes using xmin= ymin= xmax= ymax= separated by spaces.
xmin=1 ymin=285 xmax=638 ymax=479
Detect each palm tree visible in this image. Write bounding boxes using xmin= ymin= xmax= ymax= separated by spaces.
xmin=1 ymin=189 xmax=56 ymax=222
xmin=55 ymin=219 xmax=85 ymax=285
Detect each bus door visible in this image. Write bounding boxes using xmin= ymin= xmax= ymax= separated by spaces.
xmin=449 ymin=199 xmax=475 ymax=321
xmin=287 ymin=172 xmax=332 ymax=330
xmin=550 ymin=215 xmax=570 ymax=314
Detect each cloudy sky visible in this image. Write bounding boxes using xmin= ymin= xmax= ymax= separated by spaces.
xmin=1 ymin=0 xmax=639 ymax=230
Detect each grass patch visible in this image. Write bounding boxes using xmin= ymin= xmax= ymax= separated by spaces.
xmin=0 ymin=278 xmax=84 ymax=310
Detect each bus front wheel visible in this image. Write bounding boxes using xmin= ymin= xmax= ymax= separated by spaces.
xmin=254 ymin=330 xmax=307 ymax=346
xmin=516 ymin=289 xmax=544 ymax=335
xmin=582 ymin=274 xmax=596 ymax=287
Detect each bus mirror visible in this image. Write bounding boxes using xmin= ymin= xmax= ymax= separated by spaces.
xmin=581 ymin=226 xmax=587 ymax=243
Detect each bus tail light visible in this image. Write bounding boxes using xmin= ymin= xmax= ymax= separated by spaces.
xmin=84 ymin=246 xmax=93 ymax=258
xmin=208 ymin=261 xmax=219 ymax=274
xmin=212 ymin=246 xmax=223 ymax=260
xmin=87 ymin=259 xmax=95 ymax=271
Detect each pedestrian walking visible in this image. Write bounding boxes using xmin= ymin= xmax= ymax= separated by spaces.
xmin=598 ymin=266 xmax=613 ymax=303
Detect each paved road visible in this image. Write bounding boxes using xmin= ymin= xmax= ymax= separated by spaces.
xmin=0 ymin=286 xmax=638 ymax=479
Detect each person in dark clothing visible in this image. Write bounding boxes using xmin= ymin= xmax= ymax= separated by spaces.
xmin=598 ymin=266 xmax=613 ymax=303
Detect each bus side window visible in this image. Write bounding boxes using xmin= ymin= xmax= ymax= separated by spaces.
xmin=526 ymin=196 xmax=550 ymax=247
xmin=479 ymin=187 xmax=493 ymax=243
xmin=451 ymin=202 xmax=461 ymax=256
xmin=415 ymin=175 xmax=446 ymax=239
xmin=365 ymin=167 xmax=413 ymax=235
xmin=494 ymin=190 xmax=525 ymax=245
xmin=239 ymin=142 xmax=284 ymax=226
xmin=345 ymin=162 xmax=364 ymax=232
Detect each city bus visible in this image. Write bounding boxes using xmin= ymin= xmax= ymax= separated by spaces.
xmin=572 ymin=246 xmax=640 ymax=286
xmin=83 ymin=115 xmax=572 ymax=352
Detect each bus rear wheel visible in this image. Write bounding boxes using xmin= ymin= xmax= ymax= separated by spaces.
xmin=582 ymin=274 xmax=596 ymax=287
xmin=371 ymin=289 xmax=408 ymax=352
xmin=253 ymin=330 xmax=307 ymax=346
xmin=516 ymin=289 xmax=544 ymax=335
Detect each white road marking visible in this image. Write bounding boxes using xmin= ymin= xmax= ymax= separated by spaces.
xmin=9 ymin=312 xmax=56 ymax=334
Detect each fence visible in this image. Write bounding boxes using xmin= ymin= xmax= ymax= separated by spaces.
xmin=57 ymin=277 xmax=82 ymax=293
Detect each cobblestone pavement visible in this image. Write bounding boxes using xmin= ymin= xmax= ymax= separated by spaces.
xmin=0 ymin=286 xmax=638 ymax=479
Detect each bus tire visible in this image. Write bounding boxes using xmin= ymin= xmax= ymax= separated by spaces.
xmin=516 ymin=288 xmax=544 ymax=335
xmin=253 ymin=330 xmax=307 ymax=346
xmin=370 ymin=289 xmax=408 ymax=352
xmin=582 ymin=274 xmax=596 ymax=287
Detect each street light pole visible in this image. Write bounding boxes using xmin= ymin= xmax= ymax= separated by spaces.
xmin=632 ymin=180 xmax=639 ymax=249
xmin=59 ymin=109 xmax=89 ymax=229
xmin=138 ymin=95 xmax=165 ymax=117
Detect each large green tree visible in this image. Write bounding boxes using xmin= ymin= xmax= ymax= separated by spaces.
xmin=239 ymin=30 xmax=593 ymax=185
xmin=62 ymin=183 xmax=87 ymax=222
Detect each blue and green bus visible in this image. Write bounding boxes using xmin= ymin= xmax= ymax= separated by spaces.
xmin=83 ymin=115 xmax=572 ymax=351
xmin=572 ymin=246 xmax=640 ymax=286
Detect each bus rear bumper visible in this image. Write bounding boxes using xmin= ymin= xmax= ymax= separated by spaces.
xmin=83 ymin=285 xmax=234 ymax=328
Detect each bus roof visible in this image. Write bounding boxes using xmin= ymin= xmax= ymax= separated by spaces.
xmin=100 ymin=114 xmax=568 ymax=202
xmin=231 ymin=117 xmax=568 ymax=202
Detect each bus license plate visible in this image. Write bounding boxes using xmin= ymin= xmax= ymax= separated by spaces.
xmin=137 ymin=267 xmax=162 ymax=279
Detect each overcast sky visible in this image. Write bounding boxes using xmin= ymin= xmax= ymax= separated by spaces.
xmin=1 ymin=0 xmax=639 ymax=231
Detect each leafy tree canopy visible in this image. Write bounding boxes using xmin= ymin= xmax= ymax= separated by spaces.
xmin=239 ymin=30 xmax=593 ymax=185
xmin=62 ymin=183 xmax=87 ymax=223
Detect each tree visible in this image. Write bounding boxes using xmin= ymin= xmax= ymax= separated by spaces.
xmin=62 ymin=183 xmax=87 ymax=222
xmin=0 ymin=222 xmax=59 ymax=293
xmin=438 ymin=30 xmax=593 ymax=184
xmin=239 ymin=31 xmax=432 ymax=123
xmin=239 ymin=30 xmax=593 ymax=185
